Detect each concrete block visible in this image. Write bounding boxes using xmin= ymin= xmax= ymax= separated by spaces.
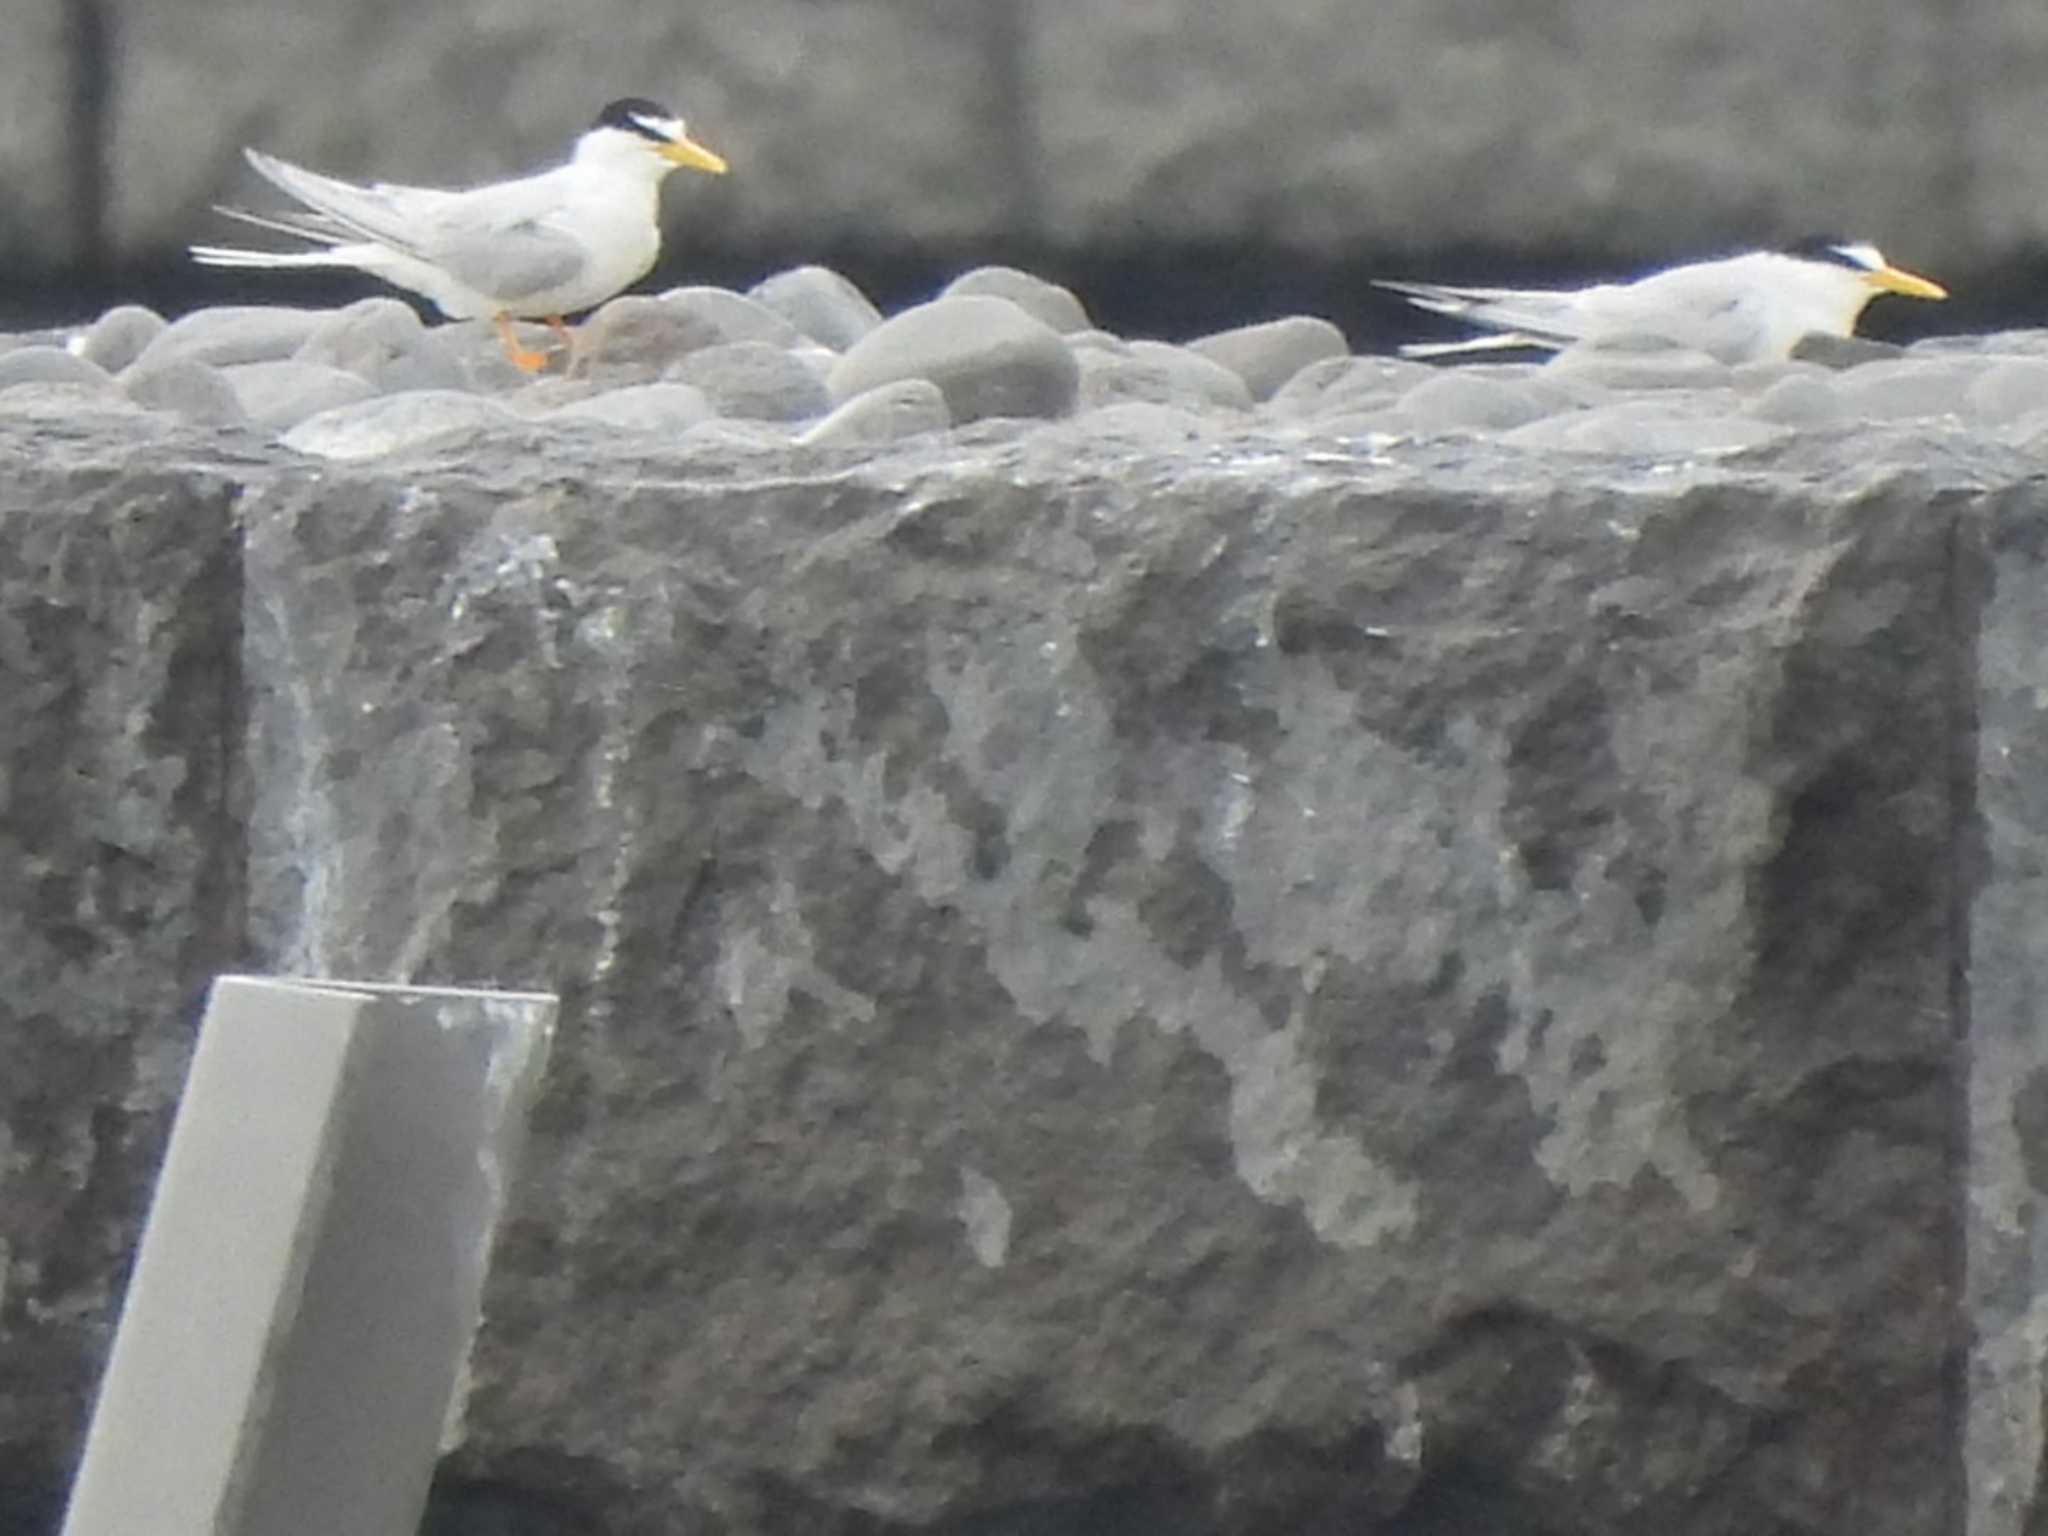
xmin=60 ymin=976 xmax=554 ymax=1536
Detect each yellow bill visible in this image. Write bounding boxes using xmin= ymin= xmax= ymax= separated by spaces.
xmin=660 ymin=133 xmax=729 ymax=175
xmin=1866 ymin=264 xmax=1947 ymax=300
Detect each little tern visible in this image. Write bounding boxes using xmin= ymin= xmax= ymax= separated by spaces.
xmin=1376 ymin=238 xmax=1947 ymax=365
xmin=191 ymin=97 xmax=728 ymax=371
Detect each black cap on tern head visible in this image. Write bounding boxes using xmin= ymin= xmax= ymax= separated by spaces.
xmin=594 ymin=97 xmax=679 ymax=141
xmin=1782 ymin=234 xmax=1872 ymax=269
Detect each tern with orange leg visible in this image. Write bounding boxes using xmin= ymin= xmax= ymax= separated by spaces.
xmin=191 ymin=97 xmax=728 ymax=372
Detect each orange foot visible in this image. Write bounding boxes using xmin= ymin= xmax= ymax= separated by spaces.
xmin=493 ymin=314 xmax=551 ymax=374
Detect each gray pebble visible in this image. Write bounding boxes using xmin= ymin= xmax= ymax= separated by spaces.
xmin=1266 ymin=354 xmax=1432 ymax=419
xmin=434 ymin=318 xmax=563 ymax=389
xmin=797 ymin=379 xmax=951 ymax=447
xmin=1501 ymin=400 xmax=1786 ymax=456
xmin=1964 ymin=358 xmax=2048 ymax=426
xmin=1727 ymin=359 xmax=1828 ymax=396
xmin=221 ymin=359 xmax=378 ymax=431
xmin=296 ymin=299 xmax=466 ymax=394
xmin=1124 ymin=342 xmax=1255 ymax=408
xmin=748 ymin=265 xmax=885 ymax=351
xmin=575 ymin=295 xmax=723 ymax=377
xmin=134 ymin=305 xmax=326 ymax=369
xmin=0 ymin=384 xmax=158 ymax=422
xmin=73 ymin=306 xmax=167 ymax=373
xmin=119 ymin=358 xmax=249 ymax=426
xmin=1829 ymin=358 xmax=1978 ymax=422
xmin=2000 ymin=409 xmax=2048 ymax=452
xmin=828 ymin=295 xmax=1079 ymax=423
xmin=678 ymin=418 xmax=797 ymax=452
xmin=0 ymin=346 xmax=116 ymax=392
xmin=1077 ymin=341 xmax=1252 ymax=413
xmin=1790 ymin=333 xmax=1906 ymax=370
xmin=1546 ymin=343 xmax=1730 ymax=391
xmin=656 ymin=286 xmax=806 ymax=348
xmin=1747 ymin=373 xmax=1844 ymax=428
xmin=666 ymin=340 xmax=830 ymax=421
xmin=1392 ymin=370 xmax=1550 ymax=433
xmin=1186 ymin=316 xmax=1348 ymax=400
xmin=546 ymin=382 xmax=715 ymax=433
xmin=282 ymin=390 xmax=520 ymax=460
xmin=1066 ymin=399 xmax=1214 ymax=444
xmin=941 ymin=266 xmax=1092 ymax=334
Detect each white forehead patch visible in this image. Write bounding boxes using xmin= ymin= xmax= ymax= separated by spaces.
xmin=630 ymin=112 xmax=684 ymax=141
xmin=1833 ymin=241 xmax=1886 ymax=271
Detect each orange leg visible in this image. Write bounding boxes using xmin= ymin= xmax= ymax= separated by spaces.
xmin=493 ymin=314 xmax=551 ymax=374
xmin=544 ymin=315 xmax=579 ymax=371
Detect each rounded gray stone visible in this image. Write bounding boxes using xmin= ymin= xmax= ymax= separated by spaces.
xmin=1546 ymin=343 xmax=1731 ymax=391
xmin=678 ymin=418 xmax=798 ymax=452
xmin=1186 ymin=316 xmax=1349 ymax=401
xmin=221 ymin=359 xmax=378 ymax=431
xmin=941 ymin=266 xmax=1092 ymax=334
xmin=1829 ymin=358 xmax=1978 ymax=422
xmin=281 ymin=390 xmax=520 ymax=460
xmin=1747 ymin=373 xmax=1844 ymax=428
xmin=797 ymin=379 xmax=952 ymax=447
xmin=1265 ymin=354 xmax=1435 ymax=419
xmin=546 ymin=382 xmax=716 ymax=433
xmin=1123 ymin=341 xmax=1256 ymax=409
xmin=1501 ymin=400 xmax=1786 ymax=456
xmin=1790 ymin=333 xmax=1907 ymax=370
xmin=576 ymin=295 xmax=728 ymax=377
xmin=1392 ymin=370 xmax=1550 ymax=433
xmin=134 ymin=305 xmax=327 ymax=369
xmin=748 ymin=266 xmax=886 ymax=351
xmin=1068 ymin=329 xmax=1130 ymax=353
xmin=1066 ymin=399 xmax=1214 ymax=444
xmin=827 ymin=295 xmax=1080 ymax=423
xmin=656 ymin=287 xmax=807 ymax=349
xmin=1077 ymin=342 xmax=1253 ymax=414
xmin=0 ymin=346 xmax=116 ymax=392
xmin=665 ymin=341 xmax=830 ymax=422
xmin=296 ymin=299 xmax=467 ymax=393
xmin=1964 ymin=358 xmax=2048 ymax=426
xmin=0 ymin=384 xmax=158 ymax=422
xmin=73 ymin=306 xmax=168 ymax=373
xmin=119 ymin=358 xmax=250 ymax=426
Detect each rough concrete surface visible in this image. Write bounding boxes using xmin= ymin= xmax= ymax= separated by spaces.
xmin=0 ymin=415 xmax=247 ymax=1533
xmin=4 ymin=393 xmax=2045 ymax=1533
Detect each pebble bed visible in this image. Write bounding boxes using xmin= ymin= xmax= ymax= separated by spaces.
xmin=5 ymin=262 xmax=2048 ymax=462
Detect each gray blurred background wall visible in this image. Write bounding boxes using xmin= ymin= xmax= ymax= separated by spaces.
xmin=4 ymin=0 xmax=2045 ymax=347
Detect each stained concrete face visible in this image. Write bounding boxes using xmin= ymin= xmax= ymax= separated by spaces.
xmin=59 ymin=977 xmax=553 ymax=1536
xmin=3 ymin=407 xmax=2046 ymax=1535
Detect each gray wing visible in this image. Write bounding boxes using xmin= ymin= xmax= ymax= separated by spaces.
xmin=1583 ymin=274 xmax=1767 ymax=361
xmin=1374 ymin=278 xmax=1611 ymax=347
xmin=419 ymin=216 xmax=589 ymax=304
xmin=242 ymin=148 xmax=586 ymax=303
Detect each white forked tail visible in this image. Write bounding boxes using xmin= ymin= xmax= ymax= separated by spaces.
xmin=188 ymin=243 xmax=364 ymax=269
xmin=1398 ymin=332 xmax=1553 ymax=360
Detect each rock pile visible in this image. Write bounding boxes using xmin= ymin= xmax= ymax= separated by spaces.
xmin=9 ymin=263 xmax=2047 ymax=464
